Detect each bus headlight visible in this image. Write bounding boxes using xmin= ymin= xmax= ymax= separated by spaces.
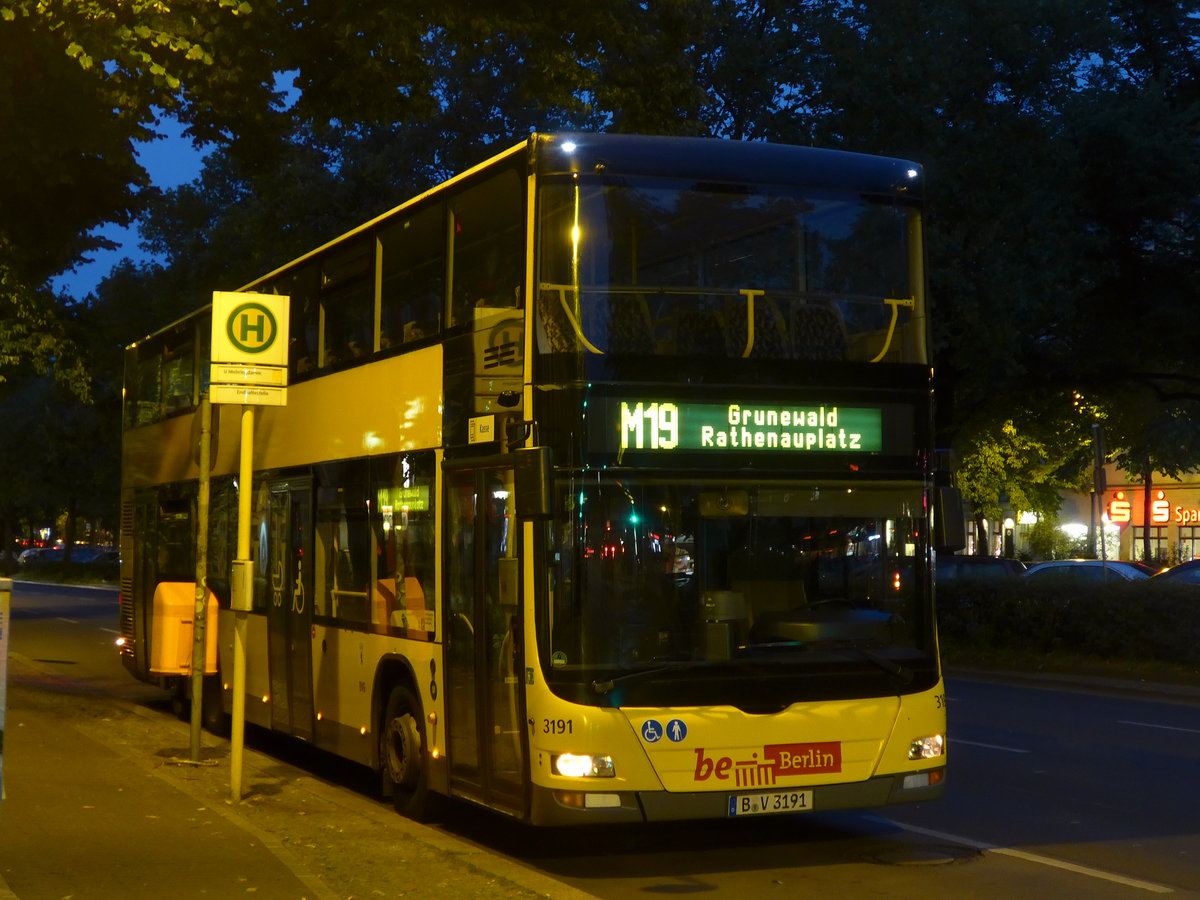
xmin=908 ymin=734 xmax=945 ymax=760
xmin=552 ymin=753 xmax=616 ymax=778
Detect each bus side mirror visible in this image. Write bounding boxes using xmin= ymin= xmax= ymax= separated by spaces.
xmin=934 ymin=486 xmax=966 ymax=553
xmin=514 ymin=446 xmax=553 ymax=518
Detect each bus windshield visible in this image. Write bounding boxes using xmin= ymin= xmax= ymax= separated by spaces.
xmin=538 ymin=176 xmax=923 ymax=363
xmin=544 ymin=477 xmax=934 ymax=707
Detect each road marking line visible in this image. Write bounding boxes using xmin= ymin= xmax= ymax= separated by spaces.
xmin=889 ymin=822 xmax=1174 ymax=894
xmin=1119 ymin=720 xmax=1200 ymax=735
xmin=954 ymin=739 xmax=1030 ymax=754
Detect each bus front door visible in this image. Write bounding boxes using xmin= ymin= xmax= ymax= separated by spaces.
xmin=265 ymin=478 xmax=315 ymax=740
xmin=445 ymin=464 xmax=527 ymax=816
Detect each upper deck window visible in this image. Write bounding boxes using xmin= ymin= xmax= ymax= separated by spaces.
xmin=448 ymin=170 xmax=524 ymax=328
xmin=321 ymin=241 xmax=375 ymax=369
xmin=271 ymin=265 xmax=320 ymax=379
xmin=537 ymin=176 xmax=923 ymax=364
xmin=123 ymin=322 xmax=205 ymax=427
xmin=162 ymin=343 xmax=195 ymax=413
xmin=379 ymin=203 xmax=446 ymax=348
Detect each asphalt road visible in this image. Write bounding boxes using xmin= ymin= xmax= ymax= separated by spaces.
xmin=6 ymin=581 xmax=1200 ymax=899
xmin=890 ymin=676 xmax=1200 ymax=892
xmin=7 ymin=581 xmax=162 ymax=701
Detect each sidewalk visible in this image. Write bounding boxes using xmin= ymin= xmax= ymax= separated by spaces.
xmin=0 ymin=653 xmax=594 ymax=900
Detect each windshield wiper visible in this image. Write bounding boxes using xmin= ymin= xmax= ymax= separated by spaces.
xmin=835 ymin=646 xmax=914 ymax=684
xmin=591 ymin=661 xmax=712 ymax=695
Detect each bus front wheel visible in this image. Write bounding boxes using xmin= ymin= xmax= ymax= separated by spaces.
xmin=382 ymin=685 xmax=432 ymax=821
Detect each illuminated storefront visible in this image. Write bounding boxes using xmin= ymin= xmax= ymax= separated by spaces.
xmin=1103 ymin=478 xmax=1200 ymax=563
xmin=957 ymin=465 xmax=1200 ymax=564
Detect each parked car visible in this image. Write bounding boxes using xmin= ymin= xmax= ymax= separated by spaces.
xmin=1023 ymin=559 xmax=1150 ymax=583
xmin=18 ymin=546 xmax=63 ymax=565
xmin=66 ymin=545 xmax=112 ymax=564
xmin=87 ymin=549 xmax=119 ymax=566
xmin=16 ymin=545 xmax=114 ymax=566
xmin=1122 ymin=560 xmax=1163 ymax=576
xmin=1150 ymin=559 xmax=1200 ymax=584
xmin=936 ymin=554 xmax=1027 ymax=584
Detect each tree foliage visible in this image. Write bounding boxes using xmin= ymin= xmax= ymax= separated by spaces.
xmin=0 ymin=0 xmax=280 ymax=541
xmin=954 ymin=406 xmax=1095 ymax=551
xmin=2 ymin=0 xmax=277 ymax=269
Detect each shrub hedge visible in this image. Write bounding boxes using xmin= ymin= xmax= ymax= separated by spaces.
xmin=937 ymin=579 xmax=1200 ymax=667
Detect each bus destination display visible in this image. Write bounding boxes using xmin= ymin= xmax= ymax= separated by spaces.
xmin=611 ymin=400 xmax=884 ymax=453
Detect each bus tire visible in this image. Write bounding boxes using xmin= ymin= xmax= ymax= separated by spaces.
xmin=382 ymin=684 xmax=433 ymax=821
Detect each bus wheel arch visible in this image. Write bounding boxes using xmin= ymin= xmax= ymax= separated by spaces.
xmin=381 ymin=682 xmax=434 ymax=821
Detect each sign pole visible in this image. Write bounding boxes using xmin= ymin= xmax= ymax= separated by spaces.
xmin=231 ymin=404 xmax=255 ymax=802
xmin=189 ymin=395 xmax=212 ymax=761
xmin=0 ymin=577 xmax=9 ymax=801
xmin=1093 ymin=423 xmax=1107 ymax=562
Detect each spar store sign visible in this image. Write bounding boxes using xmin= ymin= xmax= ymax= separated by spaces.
xmin=1106 ymin=490 xmax=1200 ymax=525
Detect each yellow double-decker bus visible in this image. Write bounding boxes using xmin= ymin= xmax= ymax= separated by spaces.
xmin=119 ymin=133 xmax=957 ymax=825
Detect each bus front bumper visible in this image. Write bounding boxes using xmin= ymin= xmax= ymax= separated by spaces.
xmin=528 ymin=767 xmax=945 ymax=826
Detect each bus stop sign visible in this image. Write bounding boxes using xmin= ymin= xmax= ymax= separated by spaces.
xmin=211 ymin=291 xmax=289 ymax=367
xmin=210 ymin=291 xmax=290 ymax=406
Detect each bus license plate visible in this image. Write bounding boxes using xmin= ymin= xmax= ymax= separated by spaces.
xmin=728 ymin=790 xmax=813 ymax=816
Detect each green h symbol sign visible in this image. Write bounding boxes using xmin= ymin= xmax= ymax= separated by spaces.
xmin=227 ymin=302 xmax=277 ymax=355
xmin=239 ymin=313 xmax=265 ymax=343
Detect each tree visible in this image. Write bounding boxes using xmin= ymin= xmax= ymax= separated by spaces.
xmin=1104 ymin=387 xmax=1200 ymax=561
xmin=0 ymin=0 xmax=286 ymax=542
xmin=954 ymin=406 xmax=1093 ymax=553
xmin=690 ymin=1 xmax=829 ymax=142
xmin=0 ymin=373 xmax=117 ymax=554
xmin=0 ymin=0 xmax=279 ymax=379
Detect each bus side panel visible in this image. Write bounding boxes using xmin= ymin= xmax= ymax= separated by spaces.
xmin=309 ymin=628 xmax=444 ymax=772
xmin=311 ymin=623 xmax=375 ymax=764
xmin=215 ymin=608 xmax=273 ymax=729
xmin=123 ymin=346 xmax=444 ymax=497
xmin=246 ymin=345 xmax=444 ymax=474
xmin=121 ymin=416 xmax=201 ymax=491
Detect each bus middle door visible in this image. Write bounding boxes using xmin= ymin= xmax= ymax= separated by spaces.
xmin=265 ymin=478 xmax=315 ymax=740
xmin=445 ymin=463 xmax=527 ymax=816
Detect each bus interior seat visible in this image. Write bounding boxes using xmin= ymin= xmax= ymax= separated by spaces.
xmin=791 ymin=301 xmax=847 ymax=360
xmin=374 ymin=576 xmax=429 ymax=632
xmin=607 ymin=294 xmax=655 ymax=354
xmin=674 ymin=308 xmax=727 ymax=355
xmin=747 ymin=296 xmax=789 ymax=358
xmin=373 ymin=578 xmax=397 ymax=628
xmin=537 ymin=289 xmax=575 ymax=353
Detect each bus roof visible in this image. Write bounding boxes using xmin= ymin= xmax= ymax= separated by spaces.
xmin=127 ymin=132 xmax=922 ymax=348
xmin=534 ymin=132 xmax=922 ymax=199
